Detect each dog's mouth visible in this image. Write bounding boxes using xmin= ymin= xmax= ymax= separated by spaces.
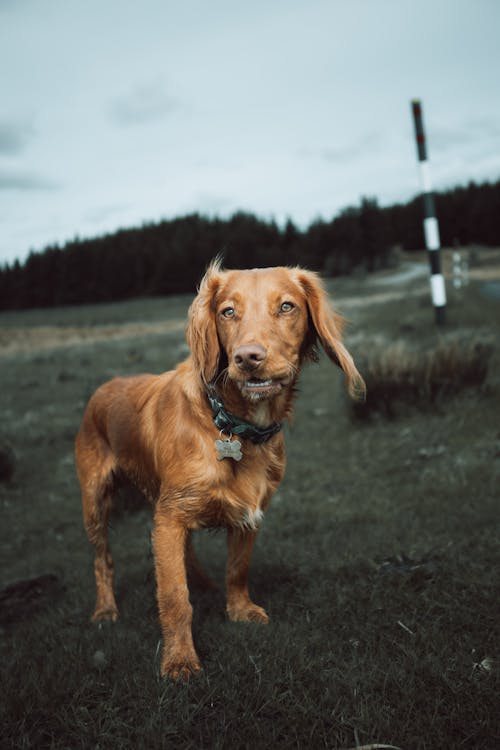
xmin=237 ymin=377 xmax=285 ymax=400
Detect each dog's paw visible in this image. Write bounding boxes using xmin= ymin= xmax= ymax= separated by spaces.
xmin=227 ymin=602 xmax=269 ymax=624
xmin=91 ymin=606 xmax=119 ymax=623
xmin=160 ymin=655 xmax=203 ymax=681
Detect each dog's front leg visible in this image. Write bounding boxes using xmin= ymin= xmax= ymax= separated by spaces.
xmin=226 ymin=527 xmax=269 ymax=624
xmin=153 ymin=509 xmax=202 ymax=680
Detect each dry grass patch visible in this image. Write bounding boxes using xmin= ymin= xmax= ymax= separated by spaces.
xmin=352 ymin=337 xmax=493 ymax=418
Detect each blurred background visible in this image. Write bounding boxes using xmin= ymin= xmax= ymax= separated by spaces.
xmin=1 ymin=0 xmax=499 ymax=306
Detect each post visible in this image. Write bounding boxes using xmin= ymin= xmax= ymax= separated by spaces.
xmin=452 ymin=249 xmax=462 ymax=290
xmin=411 ymin=99 xmax=446 ymax=325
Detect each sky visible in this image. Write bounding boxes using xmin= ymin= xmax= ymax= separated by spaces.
xmin=1 ymin=0 xmax=499 ymax=265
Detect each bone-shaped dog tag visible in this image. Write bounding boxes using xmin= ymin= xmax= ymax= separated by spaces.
xmin=215 ymin=438 xmax=243 ymax=461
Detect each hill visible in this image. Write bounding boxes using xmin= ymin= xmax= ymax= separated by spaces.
xmin=1 ymin=179 xmax=499 ymax=310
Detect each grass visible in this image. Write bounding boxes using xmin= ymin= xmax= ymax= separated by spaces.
xmin=0 ymin=293 xmax=191 ymax=328
xmin=0 ymin=272 xmax=499 ymax=749
xmin=352 ymin=336 xmax=492 ymax=418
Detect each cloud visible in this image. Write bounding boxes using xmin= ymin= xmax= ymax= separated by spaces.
xmin=0 ymin=119 xmax=35 ymax=155
xmin=110 ymin=81 xmax=180 ymax=126
xmin=320 ymin=132 xmax=383 ymax=164
xmin=299 ymin=132 xmax=383 ymax=165
xmin=0 ymin=0 xmax=26 ymax=10
xmin=431 ymin=118 xmax=500 ymax=153
xmin=0 ymin=168 xmax=59 ymax=191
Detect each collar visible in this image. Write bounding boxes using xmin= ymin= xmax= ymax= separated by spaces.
xmin=206 ymin=384 xmax=283 ymax=445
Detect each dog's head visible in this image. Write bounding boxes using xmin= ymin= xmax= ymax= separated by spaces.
xmin=187 ymin=259 xmax=365 ymax=401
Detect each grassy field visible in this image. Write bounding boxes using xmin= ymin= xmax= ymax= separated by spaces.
xmin=0 ymin=259 xmax=499 ymax=749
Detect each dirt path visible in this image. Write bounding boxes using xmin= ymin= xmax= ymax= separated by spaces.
xmin=369 ymin=262 xmax=428 ymax=286
xmin=0 ymin=320 xmax=186 ymax=356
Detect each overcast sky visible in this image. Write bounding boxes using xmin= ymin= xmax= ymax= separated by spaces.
xmin=1 ymin=0 xmax=499 ymax=265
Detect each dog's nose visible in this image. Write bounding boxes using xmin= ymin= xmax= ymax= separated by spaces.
xmin=234 ymin=344 xmax=267 ymax=372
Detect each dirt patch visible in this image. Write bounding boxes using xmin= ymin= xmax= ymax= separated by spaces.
xmin=0 ymin=319 xmax=185 ymax=356
xmin=338 ymin=285 xmax=428 ymax=310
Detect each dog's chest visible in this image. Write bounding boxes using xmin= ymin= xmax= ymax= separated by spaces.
xmin=194 ymin=441 xmax=285 ymax=530
xmin=207 ymin=461 xmax=269 ymax=529
xmin=158 ymin=427 xmax=286 ymax=530
xmin=201 ymin=495 xmax=265 ymax=531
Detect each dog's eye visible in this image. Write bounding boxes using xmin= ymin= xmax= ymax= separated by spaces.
xmin=221 ymin=307 xmax=235 ymax=318
xmin=280 ymin=301 xmax=294 ymax=313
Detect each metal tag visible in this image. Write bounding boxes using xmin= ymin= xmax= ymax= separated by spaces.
xmin=215 ymin=438 xmax=243 ymax=462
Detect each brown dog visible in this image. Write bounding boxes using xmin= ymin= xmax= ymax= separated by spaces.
xmin=75 ymin=261 xmax=365 ymax=679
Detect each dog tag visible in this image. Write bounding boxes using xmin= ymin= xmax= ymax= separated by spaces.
xmin=215 ymin=438 xmax=243 ymax=462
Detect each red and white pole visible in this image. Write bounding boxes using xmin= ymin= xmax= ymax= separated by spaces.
xmin=411 ymin=99 xmax=446 ymax=325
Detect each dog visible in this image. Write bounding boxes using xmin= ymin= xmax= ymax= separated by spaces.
xmin=75 ymin=260 xmax=365 ymax=679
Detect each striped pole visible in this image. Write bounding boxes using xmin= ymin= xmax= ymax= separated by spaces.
xmin=411 ymin=99 xmax=446 ymax=325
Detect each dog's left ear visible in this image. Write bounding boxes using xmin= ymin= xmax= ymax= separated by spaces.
xmin=186 ymin=259 xmax=223 ymax=384
xmin=295 ymin=269 xmax=366 ymax=401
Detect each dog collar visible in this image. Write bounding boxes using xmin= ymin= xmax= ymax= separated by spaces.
xmin=206 ymin=384 xmax=282 ymax=445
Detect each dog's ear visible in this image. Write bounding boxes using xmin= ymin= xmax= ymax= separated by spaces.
xmin=187 ymin=258 xmax=223 ymax=384
xmin=294 ymin=269 xmax=366 ymax=401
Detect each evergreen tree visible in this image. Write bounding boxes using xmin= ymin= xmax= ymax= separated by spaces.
xmin=1 ymin=179 xmax=499 ymax=310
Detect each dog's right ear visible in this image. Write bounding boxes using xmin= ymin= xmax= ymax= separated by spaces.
xmin=186 ymin=258 xmax=223 ymax=384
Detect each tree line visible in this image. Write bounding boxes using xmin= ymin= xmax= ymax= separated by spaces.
xmin=0 ymin=179 xmax=499 ymax=310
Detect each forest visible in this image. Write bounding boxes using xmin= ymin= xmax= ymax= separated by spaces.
xmin=0 ymin=179 xmax=499 ymax=310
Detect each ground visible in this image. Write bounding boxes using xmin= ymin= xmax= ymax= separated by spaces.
xmin=0 ymin=249 xmax=499 ymax=749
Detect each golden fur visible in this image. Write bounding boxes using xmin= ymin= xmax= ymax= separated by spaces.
xmin=75 ymin=261 xmax=365 ymax=679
